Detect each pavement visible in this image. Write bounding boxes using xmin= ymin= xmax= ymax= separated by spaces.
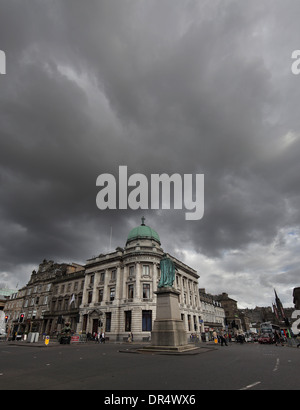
xmin=2 ymin=338 xmax=299 ymax=349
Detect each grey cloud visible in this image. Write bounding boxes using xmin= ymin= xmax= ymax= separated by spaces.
xmin=0 ymin=0 xmax=299 ymax=306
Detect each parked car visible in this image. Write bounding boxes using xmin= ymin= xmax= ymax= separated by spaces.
xmin=258 ymin=334 xmax=274 ymax=344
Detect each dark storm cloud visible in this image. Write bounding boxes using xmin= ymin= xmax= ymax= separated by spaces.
xmin=0 ymin=0 xmax=300 ymax=306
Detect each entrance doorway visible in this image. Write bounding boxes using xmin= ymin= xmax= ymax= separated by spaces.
xmin=92 ymin=319 xmax=98 ymax=335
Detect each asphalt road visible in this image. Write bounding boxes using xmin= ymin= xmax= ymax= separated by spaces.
xmin=0 ymin=341 xmax=299 ymax=391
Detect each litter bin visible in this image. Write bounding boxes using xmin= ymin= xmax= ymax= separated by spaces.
xmin=60 ymin=335 xmax=71 ymax=344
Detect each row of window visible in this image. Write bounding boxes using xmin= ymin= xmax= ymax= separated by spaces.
xmin=23 ymin=295 xmax=50 ymax=307
xmin=26 ymin=283 xmax=52 ymax=295
xmin=51 ymin=295 xmax=82 ymax=312
xmin=97 ymin=310 xmax=153 ymax=333
xmin=98 ymin=311 xmax=201 ymax=333
xmin=88 ymin=265 xmax=152 ymax=287
xmin=86 ymin=283 xmax=199 ymax=307
xmin=87 ymin=283 xmax=152 ymax=304
xmin=53 ymin=280 xmax=85 ymax=295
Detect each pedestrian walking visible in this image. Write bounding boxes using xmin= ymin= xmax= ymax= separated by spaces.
xmin=220 ymin=334 xmax=228 ymax=346
xmin=101 ymin=331 xmax=105 ymax=343
xmin=274 ymin=331 xmax=281 ymax=346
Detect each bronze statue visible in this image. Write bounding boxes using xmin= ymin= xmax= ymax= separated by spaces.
xmin=158 ymin=255 xmax=175 ymax=288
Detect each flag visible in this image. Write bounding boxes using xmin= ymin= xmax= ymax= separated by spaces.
xmin=69 ymin=294 xmax=75 ymax=305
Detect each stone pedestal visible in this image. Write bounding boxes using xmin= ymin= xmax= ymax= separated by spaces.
xmin=140 ymin=287 xmax=196 ymax=353
xmin=151 ymin=288 xmax=187 ymax=347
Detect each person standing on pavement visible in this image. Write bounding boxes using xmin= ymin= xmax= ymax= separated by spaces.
xmin=220 ymin=333 xmax=228 ymax=346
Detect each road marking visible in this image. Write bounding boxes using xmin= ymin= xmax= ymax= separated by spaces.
xmin=240 ymin=381 xmax=261 ymax=390
xmin=273 ymin=358 xmax=280 ymax=372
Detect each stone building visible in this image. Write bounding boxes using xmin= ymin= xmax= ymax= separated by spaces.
xmin=44 ymin=262 xmax=85 ymax=335
xmin=4 ymin=220 xmax=203 ymax=342
xmin=4 ymin=260 xmax=84 ymax=339
xmin=78 ymin=219 xmax=202 ymax=342
xmin=198 ymin=288 xmax=225 ymax=340
xmin=214 ymin=292 xmax=243 ymax=333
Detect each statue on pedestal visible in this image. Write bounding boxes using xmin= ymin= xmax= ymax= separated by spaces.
xmin=158 ymin=255 xmax=175 ymax=288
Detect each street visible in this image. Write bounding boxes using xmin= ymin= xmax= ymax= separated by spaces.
xmin=0 ymin=340 xmax=299 ymax=391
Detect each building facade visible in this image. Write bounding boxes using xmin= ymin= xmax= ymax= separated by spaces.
xmin=4 ymin=260 xmax=85 ymax=339
xmin=198 ymin=288 xmax=225 ymax=340
xmin=214 ymin=292 xmax=244 ymax=334
xmin=78 ymin=219 xmax=202 ymax=342
xmin=4 ymin=220 xmax=203 ymax=342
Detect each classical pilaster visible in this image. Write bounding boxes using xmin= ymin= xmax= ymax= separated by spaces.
xmin=135 ymin=262 xmax=141 ymax=300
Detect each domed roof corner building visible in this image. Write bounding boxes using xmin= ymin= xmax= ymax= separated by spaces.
xmin=78 ymin=218 xmax=203 ymax=342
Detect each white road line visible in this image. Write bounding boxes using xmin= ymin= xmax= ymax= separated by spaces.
xmin=239 ymin=381 xmax=261 ymax=390
xmin=273 ymin=358 xmax=280 ymax=372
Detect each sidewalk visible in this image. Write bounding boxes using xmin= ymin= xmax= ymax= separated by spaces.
xmin=1 ymin=339 xmax=60 ymax=347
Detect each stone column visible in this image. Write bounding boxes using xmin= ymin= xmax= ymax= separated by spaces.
xmin=103 ymin=269 xmax=109 ymax=302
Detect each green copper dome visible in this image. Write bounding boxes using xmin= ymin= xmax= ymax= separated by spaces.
xmin=126 ymin=217 xmax=160 ymax=244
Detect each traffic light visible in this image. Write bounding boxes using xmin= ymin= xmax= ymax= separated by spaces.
xmin=5 ymin=315 xmax=8 ymax=323
xmin=19 ymin=314 xmax=24 ymax=323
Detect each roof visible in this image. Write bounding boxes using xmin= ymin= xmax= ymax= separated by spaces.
xmin=126 ymin=218 xmax=160 ymax=245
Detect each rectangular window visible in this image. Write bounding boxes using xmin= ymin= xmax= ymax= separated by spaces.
xmin=142 ymin=265 xmax=150 ymax=276
xmin=142 ymin=310 xmax=152 ymax=331
xmin=88 ymin=291 xmax=93 ymax=303
xmin=129 ymin=266 xmax=135 ymax=277
xmin=110 ymin=287 xmax=115 ymax=301
xmin=105 ymin=312 xmax=111 ymax=332
xmin=125 ymin=311 xmax=131 ymax=332
xmin=188 ymin=315 xmax=191 ymax=331
xmin=128 ymin=284 xmax=134 ymax=299
xmin=143 ymin=284 xmax=150 ymax=299
xmin=98 ymin=289 xmax=103 ymax=302
xmin=193 ymin=315 xmax=197 ymax=331
xmin=111 ymin=270 xmax=116 ymax=281
xmin=78 ymin=295 xmax=82 ymax=306
xmin=100 ymin=272 xmax=105 ymax=283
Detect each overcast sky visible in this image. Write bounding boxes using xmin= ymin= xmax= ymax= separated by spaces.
xmin=1 ymin=0 xmax=300 ymax=308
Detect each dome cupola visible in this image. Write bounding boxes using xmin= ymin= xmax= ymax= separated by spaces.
xmin=126 ymin=217 xmax=160 ymax=245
